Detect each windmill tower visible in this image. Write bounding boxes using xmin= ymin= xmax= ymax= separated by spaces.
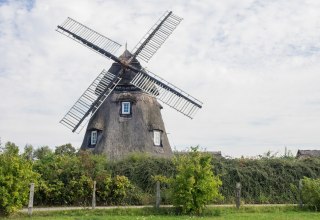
xmin=57 ymin=11 xmax=203 ymax=159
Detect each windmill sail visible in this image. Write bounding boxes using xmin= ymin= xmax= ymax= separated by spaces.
xmin=130 ymin=69 xmax=202 ymax=118
xmin=60 ymin=69 xmax=122 ymax=133
xmin=57 ymin=17 xmax=121 ymax=61
xmin=131 ymin=11 xmax=182 ymax=63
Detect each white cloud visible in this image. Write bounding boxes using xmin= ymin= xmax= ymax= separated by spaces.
xmin=1 ymin=0 xmax=320 ymax=157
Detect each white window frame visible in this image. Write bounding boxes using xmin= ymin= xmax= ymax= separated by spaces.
xmin=153 ymin=130 xmax=161 ymax=146
xmin=91 ymin=130 xmax=97 ymax=145
xmin=121 ymin=102 xmax=131 ymax=115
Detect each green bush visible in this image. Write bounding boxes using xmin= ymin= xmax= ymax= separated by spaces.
xmin=110 ymin=153 xmax=175 ymax=193
xmin=33 ymin=150 xmax=107 ymax=206
xmin=109 ymin=175 xmax=131 ymax=205
xmin=213 ymin=157 xmax=320 ymax=204
xmin=170 ymin=147 xmax=223 ymax=215
xmin=301 ymin=177 xmax=320 ymax=210
xmin=96 ymin=175 xmax=143 ymax=205
xmin=0 ymin=142 xmax=38 ymax=216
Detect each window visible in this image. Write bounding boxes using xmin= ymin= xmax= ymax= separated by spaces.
xmin=91 ymin=130 xmax=97 ymax=145
xmin=153 ymin=130 xmax=161 ymax=146
xmin=121 ymin=102 xmax=131 ymax=115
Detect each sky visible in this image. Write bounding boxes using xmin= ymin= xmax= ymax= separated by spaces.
xmin=0 ymin=0 xmax=320 ymax=157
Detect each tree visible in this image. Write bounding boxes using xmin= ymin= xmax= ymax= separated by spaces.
xmin=54 ymin=143 xmax=76 ymax=156
xmin=0 ymin=137 xmax=3 ymax=153
xmin=23 ymin=144 xmax=34 ymax=160
xmin=3 ymin=142 xmax=19 ymax=155
xmin=33 ymin=146 xmax=53 ymax=160
xmin=0 ymin=142 xmax=38 ymax=216
xmin=170 ymin=146 xmax=223 ymax=215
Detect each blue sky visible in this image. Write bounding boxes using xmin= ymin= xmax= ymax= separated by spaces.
xmin=1 ymin=0 xmax=320 ymax=157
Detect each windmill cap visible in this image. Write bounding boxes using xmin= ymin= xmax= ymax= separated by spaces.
xmin=119 ymin=49 xmax=133 ymax=59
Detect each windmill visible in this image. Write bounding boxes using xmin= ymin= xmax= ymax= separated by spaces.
xmin=57 ymin=11 xmax=203 ymax=159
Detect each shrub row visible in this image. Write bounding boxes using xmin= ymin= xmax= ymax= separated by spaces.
xmin=2 ymin=142 xmax=320 ymax=211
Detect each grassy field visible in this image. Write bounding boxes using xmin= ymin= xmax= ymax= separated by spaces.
xmin=3 ymin=206 xmax=319 ymax=220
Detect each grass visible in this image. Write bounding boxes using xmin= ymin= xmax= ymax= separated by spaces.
xmin=2 ymin=206 xmax=319 ymax=220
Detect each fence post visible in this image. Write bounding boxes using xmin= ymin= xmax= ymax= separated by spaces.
xmin=92 ymin=180 xmax=96 ymax=209
xmin=155 ymin=181 xmax=161 ymax=209
xmin=299 ymin=179 xmax=303 ymax=208
xmin=28 ymin=183 xmax=34 ymax=216
xmin=235 ymin=182 xmax=241 ymax=209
